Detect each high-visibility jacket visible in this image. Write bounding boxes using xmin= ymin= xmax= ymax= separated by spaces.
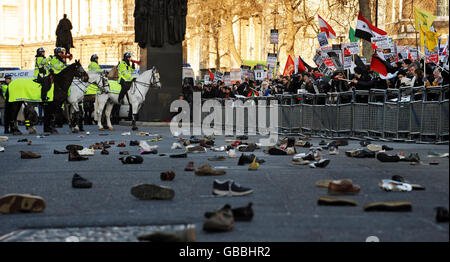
xmin=118 ymin=60 xmax=134 ymax=82
xmin=48 ymin=56 xmax=67 ymax=74
xmin=88 ymin=61 xmax=102 ymax=72
xmin=1 ymin=84 xmax=8 ymax=100
xmin=34 ymin=56 xmax=50 ymax=78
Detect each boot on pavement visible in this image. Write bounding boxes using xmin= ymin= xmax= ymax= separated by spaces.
xmin=20 ymin=151 xmax=41 ymax=159
xmin=68 ymin=150 xmax=88 ymax=161
xmin=203 ymin=204 xmax=234 ymax=232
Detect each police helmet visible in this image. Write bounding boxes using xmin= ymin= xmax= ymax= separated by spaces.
xmin=123 ymin=52 xmax=132 ymax=60
xmin=91 ymin=54 xmax=98 ymax=62
xmin=36 ymin=47 xmax=45 ymax=55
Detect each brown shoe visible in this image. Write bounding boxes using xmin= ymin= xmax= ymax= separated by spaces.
xmin=117 ymin=142 xmax=126 ymax=147
xmin=68 ymin=150 xmax=88 ymax=161
xmin=364 ymin=201 xmax=412 ymax=212
xmin=90 ymin=144 xmax=103 ymax=150
xmin=203 ymin=204 xmax=234 ymax=232
xmin=0 ymin=194 xmax=46 ymax=214
xmin=328 ymin=180 xmax=360 ymax=195
xmin=318 ymin=196 xmax=358 ymax=206
xmin=138 ymin=227 xmax=195 ymax=242
xmin=20 ymin=151 xmax=41 ymax=159
xmin=195 ymin=164 xmax=226 ymax=176
xmin=108 ymin=141 xmax=115 ymax=145
xmin=131 ymin=184 xmax=175 ymax=200
xmin=120 ymin=151 xmax=130 ymax=155
xmin=184 ymin=162 xmax=195 ymax=171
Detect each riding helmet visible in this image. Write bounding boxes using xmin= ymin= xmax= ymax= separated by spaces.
xmin=91 ymin=54 xmax=98 ymax=62
xmin=123 ymin=52 xmax=132 ymax=60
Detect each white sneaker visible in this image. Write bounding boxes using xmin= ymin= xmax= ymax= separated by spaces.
xmin=171 ymin=143 xmax=182 ymax=150
xmin=0 ymin=136 xmax=9 ymax=142
xmin=292 ymin=153 xmax=306 ymax=161
xmin=78 ymin=148 xmax=94 ymax=156
xmin=227 ymin=149 xmax=237 ymax=158
xmin=379 ymin=180 xmax=413 ymax=192
xmin=0 ymin=146 xmax=4 ymax=152
xmin=139 ymin=141 xmax=158 ymax=151
xmin=212 ymin=146 xmax=226 ymax=152
xmin=121 ymin=132 xmax=131 ymax=136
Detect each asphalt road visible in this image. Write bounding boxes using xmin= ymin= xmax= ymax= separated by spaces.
xmin=0 ymin=125 xmax=448 ymax=242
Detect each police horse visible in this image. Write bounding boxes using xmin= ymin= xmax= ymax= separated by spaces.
xmin=95 ymin=66 xmax=161 ymax=131
xmin=66 ymin=71 xmax=109 ymax=133
xmin=6 ymin=60 xmax=88 ymax=135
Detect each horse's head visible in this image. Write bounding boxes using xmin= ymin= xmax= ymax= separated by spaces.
xmin=151 ymin=66 xmax=162 ymax=89
xmin=74 ymin=60 xmax=89 ymax=82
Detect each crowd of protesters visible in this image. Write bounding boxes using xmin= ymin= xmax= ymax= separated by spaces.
xmin=180 ymin=56 xmax=449 ymax=104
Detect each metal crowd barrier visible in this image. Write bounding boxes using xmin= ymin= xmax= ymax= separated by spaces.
xmin=198 ymin=85 xmax=449 ymax=143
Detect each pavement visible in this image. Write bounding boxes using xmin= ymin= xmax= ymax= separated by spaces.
xmin=0 ymin=125 xmax=448 ymax=242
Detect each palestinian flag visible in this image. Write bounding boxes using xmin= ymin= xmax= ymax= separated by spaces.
xmin=370 ymin=54 xmax=388 ymax=76
xmin=298 ymin=56 xmax=307 ymax=73
xmin=318 ymin=15 xmax=336 ymax=39
xmin=355 ymin=12 xmax=387 ymax=42
xmin=300 ymin=56 xmax=313 ymax=72
xmin=208 ymin=69 xmax=214 ymax=81
xmin=349 ymin=26 xmax=359 ymax=42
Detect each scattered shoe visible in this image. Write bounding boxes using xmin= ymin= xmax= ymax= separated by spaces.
xmin=122 ymin=132 xmax=131 ymax=136
xmin=140 ymin=148 xmax=158 ymax=155
xmin=377 ymin=152 xmax=400 ymax=162
xmin=316 ymin=179 xmax=352 ymax=188
xmin=136 ymin=132 xmax=150 ymax=136
xmin=435 ymin=207 xmax=449 ymax=223
xmin=333 ymin=139 xmax=348 ymax=146
xmin=68 ymin=150 xmax=88 ymax=161
xmin=382 ymin=145 xmax=393 ymax=151
xmin=212 ymin=179 xmax=253 ymax=196
xmin=364 ymin=201 xmax=412 ymax=212
xmin=20 ymin=151 xmax=41 ymax=159
xmin=309 ymin=159 xmax=330 ymax=168
xmin=203 ymin=204 xmax=234 ymax=232
xmin=78 ymin=148 xmax=94 ymax=156
xmin=319 ymin=140 xmax=328 ymax=146
xmin=27 ymin=141 xmax=32 ymax=146
xmin=328 ymin=180 xmax=360 ymax=195
xmin=120 ymin=155 xmax=144 ymax=164
xmin=328 ymin=146 xmax=339 ymax=155
xmin=353 ymin=150 xmax=375 ymax=158
xmin=211 ymin=146 xmax=226 ymax=152
xmin=0 ymin=136 xmax=8 ymax=142
xmin=231 ymin=141 xmax=242 ymax=147
xmin=117 ymin=142 xmax=126 ymax=147
xmin=427 ymin=152 xmax=449 ymax=158
xmin=72 ymin=174 xmax=93 ymax=189
xmin=345 ymin=149 xmax=360 ymax=157
xmin=0 ymin=194 xmax=46 ymax=214
xmin=18 ymin=138 xmax=28 ymax=143
xmin=0 ymin=146 xmax=4 ymax=152
xmin=186 ymin=145 xmax=207 ymax=153
xmin=401 ymin=153 xmax=420 ymax=163
xmin=120 ymin=151 xmax=130 ymax=155
xmin=318 ymin=196 xmax=358 ymax=206
xmin=367 ymin=144 xmax=383 ymax=152
xmin=237 ymin=143 xmax=257 ymax=152
xmin=227 ymin=149 xmax=237 ymax=158
xmin=236 ymin=135 xmax=248 ymax=140
xmin=208 ymin=156 xmax=226 ymax=161
xmin=171 ymin=143 xmax=182 ymax=150
xmin=170 ymin=153 xmax=187 ymax=158
xmin=54 ymin=150 xmax=69 ymax=154
xmin=160 ymin=171 xmax=175 ymax=181
xmin=184 ymin=162 xmax=195 ymax=171
xmin=379 ymin=179 xmax=413 ymax=192
xmin=137 ymin=228 xmax=195 ymax=242
xmin=101 ymin=149 xmax=109 ymax=155
xmin=195 ymin=164 xmax=226 ymax=176
xmin=248 ymin=157 xmax=259 ymax=171
xmin=131 ymin=184 xmax=174 ymax=200
xmin=267 ymin=147 xmax=287 ymax=155
xmin=108 ymin=141 xmax=115 ymax=145
xmin=360 ymin=140 xmax=371 ymax=147
xmin=231 ymin=202 xmax=254 ymax=221
xmin=129 ymin=140 xmax=140 ymax=146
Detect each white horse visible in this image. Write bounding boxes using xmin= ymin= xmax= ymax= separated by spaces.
xmin=67 ymin=71 xmax=109 ymax=133
xmin=95 ymin=66 xmax=161 ymax=131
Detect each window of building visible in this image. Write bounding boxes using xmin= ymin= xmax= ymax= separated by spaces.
xmin=1 ymin=6 xmax=19 ymax=41
xmin=437 ymin=0 xmax=449 ymax=16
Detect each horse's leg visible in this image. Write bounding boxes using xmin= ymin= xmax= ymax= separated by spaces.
xmin=131 ymin=101 xmax=139 ymax=131
xmin=78 ymin=102 xmax=85 ymax=132
xmin=105 ymin=102 xmax=115 ymax=131
xmin=70 ymin=103 xmax=79 ymax=133
xmin=96 ymin=95 xmax=107 ymax=130
xmin=24 ymin=104 xmax=37 ymax=135
xmin=46 ymin=102 xmax=58 ymax=134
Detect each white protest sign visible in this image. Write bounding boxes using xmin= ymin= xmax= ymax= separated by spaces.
xmin=313 ymin=53 xmax=323 ymax=66
xmin=317 ymin=32 xmax=329 ymax=47
xmin=343 ymin=43 xmax=360 ymax=55
xmin=224 ymin=74 xmax=231 ymax=86
xmin=397 ymin=46 xmax=409 ymax=61
xmin=254 ymin=70 xmax=266 ymax=81
xmin=294 ymin=57 xmax=299 ymax=74
xmin=343 ymin=55 xmax=353 ymax=70
xmin=213 ymin=71 xmax=223 ymax=84
xmin=204 ymin=75 xmax=211 ymax=85
xmin=266 ymin=53 xmax=277 ymax=68
xmin=408 ymin=47 xmax=418 ymax=61
xmin=371 ymin=36 xmax=390 ymax=50
xmin=270 ymin=29 xmax=279 ymax=44
xmin=230 ymin=69 xmax=241 ymax=84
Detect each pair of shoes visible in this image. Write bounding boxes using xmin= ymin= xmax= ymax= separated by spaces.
xmin=20 ymin=151 xmax=41 ymax=159
xmin=346 ymin=149 xmax=375 ymax=158
xmin=328 ymin=146 xmax=339 ymax=155
xmin=117 ymin=142 xmax=126 ymax=147
xmin=195 ymin=164 xmax=226 ymax=176
xmin=131 ymin=184 xmax=174 ymax=200
xmin=184 ymin=162 xmax=195 ymax=171
xmin=186 ymin=145 xmax=206 ymax=153
xmin=212 ymin=179 xmax=253 ymax=196
xmin=0 ymin=194 xmax=46 ymax=214
xmin=72 ymin=174 xmax=92 ymax=188
xmin=160 ymin=171 xmax=175 ymax=181
xmin=18 ymin=138 xmax=28 ymax=143
xmin=120 ymin=155 xmax=143 ymax=164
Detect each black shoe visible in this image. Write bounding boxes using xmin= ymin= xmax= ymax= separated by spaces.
xmin=435 ymin=207 xmax=449 ymax=223
xmin=238 ymin=143 xmax=257 ymax=152
xmin=18 ymin=138 xmax=28 ymax=142
xmin=334 ymin=139 xmax=349 ymax=146
xmin=391 ymin=175 xmax=405 ymax=182
xmin=66 ymin=145 xmax=83 ymax=151
xmin=236 ymin=135 xmax=248 ymax=140
xmin=68 ymin=150 xmax=88 ymax=161
xmin=131 ymin=184 xmax=175 ymax=200
xmin=404 ymin=153 xmax=420 ymax=163
xmin=120 ymin=155 xmax=144 ymax=164
xmin=238 ymin=154 xmax=254 ymax=165
xmin=267 ymin=147 xmax=287 ymax=155
xmin=101 ymin=149 xmax=109 ymax=155
xmin=130 ymin=140 xmax=139 ymax=146
xmin=319 ymin=140 xmax=327 ymax=146
xmin=309 ymin=159 xmax=331 ymax=168
xmin=54 ymin=150 xmax=69 ymax=154
xmin=377 ymin=152 xmax=400 ymax=162
xmin=170 ymin=153 xmax=187 ymax=158
xmin=303 ymin=152 xmax=316 ymax=161
xmin=232 ymin=202 xmax=254 ymax=221
xmin=72 ymin=174 xmax=92 ymax=188
xmin=354 ymin=150 xmax=375 ymax=158
xmin=382 ymin=145 xmax=394 ymax=151
xmin=212 ymin=179 xmax=253 ymax=196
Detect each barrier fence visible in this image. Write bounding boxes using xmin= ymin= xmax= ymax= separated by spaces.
xmin=199 ymin=85 xmax=449 ymax=143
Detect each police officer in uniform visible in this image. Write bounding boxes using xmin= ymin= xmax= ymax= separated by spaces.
xmin=117 ymin=52 xmax=136 ymax=104
xmin=88 ymin=54 xmax=103 ymax=72
xmin=1 ymin=75 xmax=12 ymax=134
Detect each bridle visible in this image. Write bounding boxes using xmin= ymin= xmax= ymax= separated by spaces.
xmin=73 ymin=72 xmax=109 ymax=94
xmin=132 ymin=68 xmax=161 ymax=101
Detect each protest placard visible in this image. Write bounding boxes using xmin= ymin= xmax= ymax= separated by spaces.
xmin=343 ymin=42 xmax=360 ymax=55
xmin=270 ymin=29 xmax=279 ymax=44
xmin=371 ymin=36 xmax=390 ymax=50
xmin=317 ymin=32 xmax=329 ymax=47
xmin=230 ymin=69 xmax=241 ymax=84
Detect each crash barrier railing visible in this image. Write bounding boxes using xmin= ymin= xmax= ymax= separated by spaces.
xmin=198 ymin=85 xmax=449 ymax=142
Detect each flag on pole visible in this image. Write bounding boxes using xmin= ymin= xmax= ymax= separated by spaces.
xmin=414 ymin=7 xmax=436 ymax=32
xmin=298 ymin=56 xmax=307 ymax=73
xmin=208 ymin=69 xmax=214 ymax=81
xmin=370 ymin=54 xmax=388 ymax=76
xmin=283 ymin=55 xmax=295 ymax=76
xmin=300 ymin=56 xmax=313 ymax=72
xmin=349 ymin=26 xmax=359 ymax=42
xmin=355 ymin=12 xmax=387 ymax=42
xmin=424 ymin=29 xmax=439 ymax=51
xmin=318 ymin=15 xmax=336 ymax=39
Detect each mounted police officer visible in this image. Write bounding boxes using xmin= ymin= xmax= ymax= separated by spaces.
xmin=117 ymin=52 xmax=136 ymax=103
xmin=1 ymin=75 xmax=12 ymax=133
xmin=88 ymin=54 xmax=103 ymax=72
xmin=41 ymin=47 xmax=67 ymax=102
xmin=32 ymin=47 xmax=52 ymax=102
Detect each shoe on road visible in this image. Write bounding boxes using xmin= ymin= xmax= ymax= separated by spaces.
xmin=101 ymin=149 xmax=109 ymax=155
xmin=78 ymin=148 xmax=94 ymax=156
xmin=195 ymin=164 xmax=226 ymax=176
xmin=364 ymin=201 xmax=412 ymax=212
xmin=208 ymin=156 xmax=226 ymax=161
xmin=184 ymin=162 xmax=195 ymax=171
xmin=137 ymin=227 xmax=196 ymax=242
xmin=170 ymin=153 xmax=187 ymax=158
xmin=20 ymin=151 xmax=41 ymax=159
xmin=129 ymin=140 xmax=140 ymax=146
xmin=72 ymin=174 xmax=93 ymax=189
xmin=66 ymin=145 xmax=83 ymax=151
xmin=203 ymin=204 xmax=234 ymax=232
xmin=131 ymin=184 xmax=175 ymax=200
xmin=186 ymin=145 xmax=207 ymax=153
xmin=160 ymin=171 xmax=175 ymax=181
xmin=435 ymin=207 xmax=449 ymax=223
xmin=378 ymin=179 xmax=412 ymax=192
xmin=212 ymin=179 xmax=253 ymax=196
xmin=68 ymin=150 xmax=88 ymax=161
xmin=309 ymin=159 xmax=331 ymax=168
xmin=328 ymin=180 xmax=360 ymax=195
xmin=120 ymin=155 xmax=144 ymax=164
xmin=318 ymin=196 xmax=358 ymax=206
xmin=0 ymin=194 xmax=46 ymax=214
xmin=54 ymin=150 xmax=69 ymax=154
xmin=376 ymin=152 xmax=400 ymax=162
